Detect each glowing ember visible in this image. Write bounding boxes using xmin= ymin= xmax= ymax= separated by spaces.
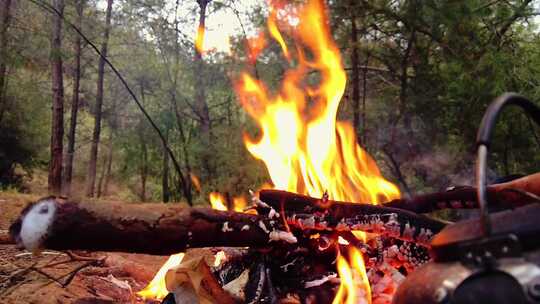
xmin=137 ymin=253 xmax=185 ymax=300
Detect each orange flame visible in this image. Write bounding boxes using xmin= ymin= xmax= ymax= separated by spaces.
xmin=209 ymin=192 xmax=228 ymax=211
xmin=235 ymin=0 xmax=400 ymax=205
xmin=268 ymin=9 xmax=290 ymax=60
xmin=137 ymin=253 xmax=185 ymax=300
xmin=143 ymin=0 xmax=400 ymax=302
xmin=234 ymin=0 xmax=399 ymax=302
xmin=195 ymin=24 xmax=205 ymax=55
xmin=333 ymin=248 xmax=372 ymax=304
xmin=190 ymin=173 xmax=201 ymax=192
xmin=232 ymin=196 xmax=247 ymax=212
xmin=210 ymin=192 xmax=248 ymax=212
xmin=246 ymin=32 xmax=267 ymax=64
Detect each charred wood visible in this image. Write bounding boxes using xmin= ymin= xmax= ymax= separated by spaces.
xmin=259 ymin=190 xmax=446 ymax=246
xmin=260 ymin=172 xmax=540 ymax=214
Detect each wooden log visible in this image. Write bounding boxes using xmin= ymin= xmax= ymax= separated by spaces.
xmin=385 ymin=173 xmax=540 ymax=212
xmin=260 ymin=172 xmax=540 ymax=214
xmin=8 ymin=197 xmax=291 ymax=255
xmin=258 ymin=190 xmax=447 ymax=246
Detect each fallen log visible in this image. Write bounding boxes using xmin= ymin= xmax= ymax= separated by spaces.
xmin=260 ymin=172 xmax=540 ymax=214
xmin=9 ymin=197 xmax=291 ymax=255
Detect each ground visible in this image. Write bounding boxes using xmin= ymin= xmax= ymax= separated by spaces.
xmin=0 ymin=192 xmax=167 ymax=304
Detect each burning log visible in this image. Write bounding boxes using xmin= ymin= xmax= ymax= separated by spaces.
xmin=259 ymin=190 xmax=447 ymax=246
xmin=8 ymin=197 xmax=293 ymax=255
xmin=260 ymin=172 xmax=540 ymax=214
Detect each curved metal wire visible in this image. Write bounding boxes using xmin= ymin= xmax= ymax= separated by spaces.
xmin=476 ymin=93 xmax=540 ymax=237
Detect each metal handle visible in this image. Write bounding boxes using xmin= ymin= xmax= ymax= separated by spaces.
xmin=476 ymin=93 xmax=540 ymax=237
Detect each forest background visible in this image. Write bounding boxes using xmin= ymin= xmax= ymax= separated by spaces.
xmin=1 ymin=0 xmax=539 ymax=206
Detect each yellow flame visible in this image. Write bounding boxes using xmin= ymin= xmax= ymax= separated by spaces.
xmin=214 ymin=250 xmax=226 ymax=267
xmin=235 ymin=0 xmax=400 ymax=205
xmin=209 ymin=192 xmax=248 ymax=212
xmin=145 ymin=1 xmax=400 ymax=302
xmin=233 ymin=196 xmax=247 ymax=212
xmin=268 ymin=10 xmax=290 ymax=60
xmin=195 ymin=24 xmax=205 ymax=55
xmin=209 ymin=192 xmax=227 ymax=211
xmin=234 ymin=1 xmax=399 ymax=302
xmin=333 ymin=248 xmax=371 ymax=304
xmin=137 ymin=253 xmax=185 ymax=300
xmin=351 ymin=247 xmax=372 ymax=303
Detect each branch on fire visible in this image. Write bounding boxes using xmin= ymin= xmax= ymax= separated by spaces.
xmin=260 ymin=172 xmax=540 ymax=214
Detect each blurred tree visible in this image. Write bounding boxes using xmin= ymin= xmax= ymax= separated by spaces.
xmin=86 ymin=0 xmax=113 ymax=197
xmin=48 ymin=0 xmax=65 ymax=195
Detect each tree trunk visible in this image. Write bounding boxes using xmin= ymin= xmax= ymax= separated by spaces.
xmin=48 ymin=0 xmax=65 ymax=195
xmin=162 ymin=128 xmax=170 ymax=202
xmin=63 ymin=0 xmax=84 ymax=196
xmin=0 ymin=0 xmax=12 ymax=126
xmin=194 ymin=0 xmax=213 ymax=181
xmin=96 ymin=150 xmax=107 ymax=197
xmin=361 ymin=54 xmax=369 ymax=147
xmin=86 ymin=0 xmax=113 ymax=197
xmin=102 ymin=129 xmax=114 ymax=196
xmin=97 ymin=129 xmax=113 ymax=197
xmin=195 ymin=0 xmax=211 ymax=135
xmin=140 ymin=130 xmax=148 ymax=202
xmin=167 ymin=2 xmax=193 ymax=205
xmin=138 ymin=84 xmax=148 ymax=202
xmin=349 ymin=3 xmax=360 ymax=136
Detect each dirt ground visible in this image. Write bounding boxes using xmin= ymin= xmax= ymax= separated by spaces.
xmin=0 ymin=192 xmax=168 ymax=304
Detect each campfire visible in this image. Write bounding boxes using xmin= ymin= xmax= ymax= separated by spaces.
xmin=142 ymin=1 xmax=406 ymax=302
xmin=7 ymin=0 xmax=540 ymax=303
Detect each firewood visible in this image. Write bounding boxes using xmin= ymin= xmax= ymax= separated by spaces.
xmin=259 ymin=172 xmax=540 ymax=214
xmin=384 ymin=173 xmax=540 ymax=212
xmin=8 ymin=197 xmax=292 ymax=255
xmin=258 ymin=190 xmax=447 ymax=246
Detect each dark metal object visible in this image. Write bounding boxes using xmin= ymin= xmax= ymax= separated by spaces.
xmin=476 ymin=93 xmax=540 ymax=236
xmin=394 ymin=93 xmax=540 ymax=304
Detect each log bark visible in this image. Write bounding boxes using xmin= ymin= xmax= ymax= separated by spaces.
xmin=9 ymin=198 xmax=284 ymax=255
xmin=260 ymin=172 xmax=540 ymax=214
